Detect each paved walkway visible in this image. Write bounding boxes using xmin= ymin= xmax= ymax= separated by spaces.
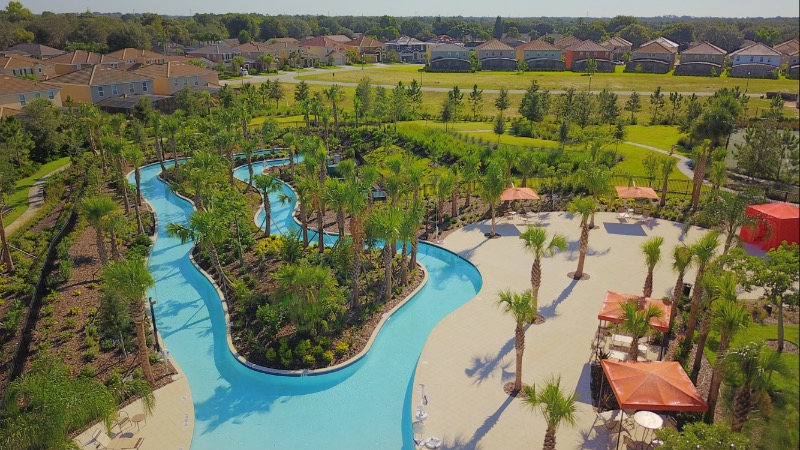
xmin=73 ymin=356 xmax=194 ymax=450
xmin=411 ymin=211 xmax=710 ymax=449
xmin=5 ymin=164 xmax=70 ymax=236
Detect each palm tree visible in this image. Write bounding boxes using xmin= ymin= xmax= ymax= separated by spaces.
xmin=576 ymin=164 xmax=611 ymax=229
xmin=240 ymin=137 xmax=259 ymax=193
xmin=521 ymin=376 xmax=579 ymax=450
xmin=324 ymin=178 xmax=349 ymax=239
xmin=725 ymin=342 xmax=785 ymax=432
xmin=480 ymin=161 xmax=507 ymax=238
xmin=460 ymin=152 xmax=481 ymax=208
xmin=689 ymin=139 xmax=713 ymax=212
xmin=669 ymin=244 xmax=694 ymax=327
xmin=294 ymin=175 xmax=313 ymax=246
xmin=82 ymin=195 xmax=119 ymax=265
xmin=435 ymin=172 xmax=454 ymax=227
xmin=124 ymin=143 xmax=146 ymax=235
xmin=162 ymin=114 xmax=180 ymax=177
xmin=691 ymin=271 xmax=738 ymax=380
xmin=496 ymin=289 xmax=535 ymax=393
xmin=658 ymin=157 xmax=676 ymax=207
xmin=343 ymin=180 xmax=368 ymax=307
xmin=688 ymin=190 xmax=761 ymax=255
xmin=566 ymin=196 xmax=596 ymax=279
xmin=398 ymin=199 xmax=423 ymax=286
xmin=641 ymin=236 xmax=664 ymax=297
xmin=366 ymin=205 xmax=402 ymax=301
xmin=105 ymin=139 xmax=131 ymax=214
xmin=517 ymin=151 xmax=539 ymax=188
xmin=520 ymin=227 xmax=567 ymax=318
xmin=684 ymin=231 xmax=721 ymax=345
xmin=704 ymin=297 xmax=749 ymax=423
xmin=167 ymin=209 xmax=229 ymax=293
xmin=253 ymin=174 xmax=283 ymax=237
xmin=102 ymin=257 xmax=157 ymax=385
xmin=619 ymin=299 xmax=664 ymax=360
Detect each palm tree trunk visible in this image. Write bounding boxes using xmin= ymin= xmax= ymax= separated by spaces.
xmin=705 ymin=333 xmax=730 ymax=423
xmin=350 ymin=225 xmax=362 ymax=308
xmin=336 ymin=209 xmax=345 ymax=238
xmin=399 ymin=242 xmax=408 ymax=286
xmin=531 ymin=258 xmax=541 ymax=316
xmin=155 ymin=135 xmax=166 ymax=173
xmin=514 ymin=325 xmax=525 ymax=392
xmin=209 ymin=244 xmax=227 ymax=293
xmin=660 ymin=176 xmax=669 ymax=207
xmin=117 ymin=158 xmax=131 ymax=214
xmin=685 ymin=267 xmax=706 ymax=343
xmin=228 ymin=147 xmax=236 ymax=187
xmin=263 ymin=197 xmax=271 ymax=237
xmin=95 ymin=228 xmax=108 ymax=265
xmin=382 ymin=245 xmax=392 ymax=300
xmin=465 ymin=183 xmax=472 ymax=208
xmin=0 ymin=213 xmax=14 ymax=272
xmin=629 ymin=335 xmax=640 ymax=361
xmin=171 ymin=137 xmax=180 ymax=181
xmin=691 ymin=154 xmax=707 ymax=212
xmin=691 ymin=313 xmax=711 ymax=380
xmin=543 ymin=428 xmax=557 ymax=450
xmin=777 ymin=300 xmax=784 ymax=352
xmin=245 ymin=154 xmax=254 ymax=193
xmin=451 ymin=189 xmax=458 ymax=218
xmin=317 ymin=211 xmax=324 ymax=253
xmin=490 ymin=204 xmax=496 ymax=237
xmin=575 ymin=225 xmax=588 ymax=278
xmin=134 ymin=304 xmax=156 ymax=386
xmin=670 ymin=272 xmax=685 ymax=327
xmin=731 ymin=384 xmax=753 ymax=432
xmin=643 ymin=269 xmax=654 ymax=298
xmin=109 ymin=227 xmax=121 ymax=260
xmin=300 ymin=205 xmax=309 ymax=246
xmin=409 ymin=236 xmax=418 ymax=272
xmin=134 ymin=169 xmax=144 ymax=235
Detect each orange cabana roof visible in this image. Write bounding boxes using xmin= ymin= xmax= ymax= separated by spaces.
xmin=598 ymin=291 xmax=672 ymax=333
xmin=615 ymin=185 xmax=659 ymax=200
xmin=601 ymin=360 xmax=708 ymax=412
xmin=500 ymin=187 xmax=540 ymax=201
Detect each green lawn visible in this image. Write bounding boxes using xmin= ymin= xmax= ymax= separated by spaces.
xmin=3 ymin=157 xmax=70 ymax=227
xmin=624 ymin=125 xmax=687 ymax=151
xmin=298 ymin=65 xmax=800 ymax=94
xmin=705 ymin=323 xmax=799 ymax=449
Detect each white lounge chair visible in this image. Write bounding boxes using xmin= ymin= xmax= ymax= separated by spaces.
xmin=94 ymin=430 xmax=144 ymax=450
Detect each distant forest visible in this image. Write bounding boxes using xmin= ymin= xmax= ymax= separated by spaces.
xmin=1 ymin=1 xmax=798 ymax=53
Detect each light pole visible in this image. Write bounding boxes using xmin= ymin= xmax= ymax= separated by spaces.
xmin=588 ymin=74 xmax=593 ymax=93
xmin=148 ymin=297 xmax=161 ymax=354
xmin=745 ymin=71 xmax=751 ymax=93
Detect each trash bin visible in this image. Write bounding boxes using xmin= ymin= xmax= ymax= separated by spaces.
xmin=765 ymin=304 xmax=773 ymax=316
xmin=682 ymin=283 xmax=692 ymax=297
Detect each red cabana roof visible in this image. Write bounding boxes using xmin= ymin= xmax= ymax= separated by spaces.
xmin=500 ymin=187 xmax=540 ymax=201
xmin=614 ymin=185 xmax=659 ymax=200
xmin=601 ymin=360 xmax=708 ymax=412
xmin=739 ymin=202 xmax=800 ymax=250
xmin=749 ymin=202 xmax=800 ymax=219
xmin=597 ymin=291 xmax=672 ymax=333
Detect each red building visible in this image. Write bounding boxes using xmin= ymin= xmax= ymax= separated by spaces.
xmin=564 ymin=40 xmax=612 ymax=72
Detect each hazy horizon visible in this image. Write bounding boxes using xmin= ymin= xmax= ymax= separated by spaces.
xmin=9 ymin=0 xmax=800 ymax=19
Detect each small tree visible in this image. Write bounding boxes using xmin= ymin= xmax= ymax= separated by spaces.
xmin=520 ymin=227 xmax=568 ymax=319
xmin=468 ymin=84 xmax=483 ymax=121
xmin=624 ymin=90 xmax=642 ymax=124
xmin=566 ymin=197 xmax=595 ymax=279
xmin=480 ymin=161 xmax=506 ymax=237
xmin=619 ymin=300 xmax=663 ymax=360
xmin=641 ymin=236 xmax=664 ymax=297
xmin=649 ymin=86 xmax=665 ymax=124
xmin=493 ymin=113 xmax=505 ymax=144
xmin=655 ymin=422 xmax=749 ymax=449
xmin=495 ymin=87 xmax=510 ymax=114
xmin=522 ymin=376 xmax=579 ymax=450
xmin=725 ymin=342 xmax=786 ymax=433
xmin=496 ymin=289 xmax=535 ymax=393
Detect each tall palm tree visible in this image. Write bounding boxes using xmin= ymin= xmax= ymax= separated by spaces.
xmin=435 ymin=172 xmax=454 ymax=227
xmin=167 ymin=208 xmax=229 ymax=293
xmin=450 ymin=166 xmax=460 ymax=219
xmin=688 ymin=190 xmax=761 ymax=255
xmin=658 ymin=157 xmax=676 ymax=207
xmin=294 ymin=175 xmax=313 ymax=246
xmin=324 ymin=178 xmax=349 ymax=239
xmin=576 ymin=164 xmax=611 ymax=229
xmin=519 ymin=227 xmax=567 ymax=318
xmin=253 ymin=174 xmax=283 ymax=237
xmin=689 ymin=139 xmax=713 ymax=212
xmin=641 ymin=236 xmax=664 ymax=297
xmin=366 ymin=205 xmax=402 ymax=301
xmin=105 ymin=139 xmax=131 ymax=214
xmin=684 ymin=232 xmax=721 ymax=345
xmin=691 ymin=271 xmax=738 ymax=380
xmin=522 ymin=376 xmax=579 ymax=450
xmin=406 ymin=164 xmax=425 ymax=203
xmin=284 ymin=132 xmax=298 ymax=177
xmin=162 ymin=114 xmax=180 ymax=178
xmin=725 ymin=342 xmax=785 ymax=432
xmin=240 ymin=137 xmax=259 ymax=193
xmin=398 ymin=199 xmax=423 ymax=286
xmin=82 ymin=195 xmax=119 ymax=265
xmin=460 ymin=152 xmax=481 ymax=208
xmin=343 ymin=180 xmax=368 ymax=307
xmin=496 ymin=289 xmax=535 ymax=393
xmin=480 ymin=161 xmax=507 ymax=238
xmin=102 ymin=257 xmax=156 ymax=385
xmin=619 ymin=300 xmax=664 ymax=360
xmin=124 ymin=143 xmax=146 ymax=235
xmin=669 ymin=244 xmax=694 ymax=327
xmin=566 ymin=196 xmax=596 ymax=279
xmin=705 ymin=298 xmax=749 ymax=423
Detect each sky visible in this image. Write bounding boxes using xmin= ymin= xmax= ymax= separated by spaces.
xmin=12 ymin=0 xmax=800 ymax=18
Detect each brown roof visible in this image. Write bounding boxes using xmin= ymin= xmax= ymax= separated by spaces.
xmin=269 ymin=37 xmax=299 ymax=44
xmin=0 ymin=106 xmax=22 ymax=117
xmin=1 ymin=54 xmax=44 ymax=69
xmin=731 ymin=42 xmax=781 ymax=57
xmin=302 ymin=36 xmax=348 ymax=49
xmin=7 ymin=43 xmax=65 ymax=58
xmin=187 ymin=44 xmax=238 ymax=56
xmin=133 ymin=62 xmax=218 ymax=79
xmin=44 ymin=66 xmax=152 ymax=86
xmin=517 ymin=39 xmax=560 ymax=52
xmin=601 ymin=36 xmax=633 ymax=48
xmin=642 ymin=37 xmax=679 ymax=51
xmin=346 ymin=36 xmax=385 ymax=47
xmin=476 ymin=39 xmax=514 ymax=51
xmin=554 ymin=35 xmax=581 ymax=49
xmin=681 ymin=41 xmax=726 ymax=56
xmin=0 ymin=75 xmax=60 ymax=95
xmin=774 ymin=38 xmax=800 ymax=55
xmin=634 ymin=41 xmax=674 ymax=54
xmin=106 ymin=48 xmax=165 ymax=61
xmin=47 ymin=50 xmax=124 ymax=65
xmin=236 ymin=42 xmax=273 ymax=53
xmin=326 ymin=35 xmax=351 ymax=43
xmin=426 ymin=35 xmax=460 ymax=45
xmin=566 ymin=40 xmax=609 ymax=53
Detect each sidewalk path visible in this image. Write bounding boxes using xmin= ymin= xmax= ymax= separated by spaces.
xmin=6 ymin=163 xmax=70 ymax=236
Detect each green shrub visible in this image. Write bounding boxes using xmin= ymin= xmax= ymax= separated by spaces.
xmin=67 ymin=306 xmax=82 ymax=316
xmin=265 ymin=347 xmax=277 ymax=364
xmin=302 ymin=354 xmax=316 ymax=367
xmin=83 ymin=346 xmax=99 ymax=361
xmin=321 ymin=350 xmax=334 ymax=364
xmin=105 ymin=370 xmax=123 ymax=386
xmin=295 ymin=339 xmax=311 ymax=358
xmin=149 ymin=352 xmax=160 ymax=364
xmin=79 ymin=364 xmax=98 ymax=378
xmin=335 ymin=342 xmax=349 ymax=357
xmin=256 ymin=303 xmax=285 ymax=337
xmin=64 ymin=318 xmax=78 ymax=329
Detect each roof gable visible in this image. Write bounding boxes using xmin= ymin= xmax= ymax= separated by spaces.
xmin=107 ymin=48 xmax=164 ymax=61
xmin=681 ymin=41 xmax=726 ymax=55
xmin=774 ymin=38 xmax=800 ymax=55
xmin=635 ymin=41 xmax=674 ymax=54
xmin=45 ymin=65 xmax=151 ymax=86
xmin=188 ymin=44 xmax=238 ymax=55
xmin=430 ymin=43 xmax=468 ymax=52
xmin=47 ymin=50 xmax=124 ymax=65
xmin=476 ymin=39 xmax=514 ymax=51
xmin=566 ymin=40 xmax=608 ymax=53
xmin=0 ymin=75 xmax=61 ymax=95
xmin=731 ymin=42 xmax=781 ymax=57
xmin=133 ymin=61 xmax=218 ymax=79
xmin=7 ymin=43 xmax=65 ymax=58
xmin=346 ymin=36 xmax=384 ymax=47
xmin=386 ymin=36 xmax=425 ymax=45
xmin=554 ymin=35 xmax=581 ymax=49
xmin=517 ymin=39 xmax=560 ymax=52
xmin=1 ymin=54 xmax=44 ymax=68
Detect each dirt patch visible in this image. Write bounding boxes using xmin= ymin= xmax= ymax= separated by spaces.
xmin=764 ymin=339 xmax=799 ymax=354
xmin=503 ymin=381 xmax=530 ymax=398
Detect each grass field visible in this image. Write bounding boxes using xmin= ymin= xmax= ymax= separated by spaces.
xmin=624 ymin=125 xmax=687 ymax=150
xmin=297 ymin=64 xmax=800 ymax=95
xmin=3 ymin=157 xmax=71 ymax=227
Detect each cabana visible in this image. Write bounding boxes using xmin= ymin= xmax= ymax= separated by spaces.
xmin=739 ymin=202 xmax=799 ymax=251
xmin=500 ymin=187 xmax=540 ymax=201
xmin=614 ymin=185 xmax=659 ymax=200
xmin=598 ymin=291 xmax=672 ymax=333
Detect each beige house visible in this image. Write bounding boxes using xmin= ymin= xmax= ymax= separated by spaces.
xmin=106 ymin=48 xmax=167 ymax=66
xmin=346 ymin=36 xmax=385 ymax=63
xmin=236 ymin=42 xmax=273 ymax=65
xmin=675 ymin=41 xmax=726 ymax=76
xmin=428 ymin=43 xmax=470 ymax=71
xmin=132 ymin=62 xmax=219 ymax=95
xmin=0 ymin=54 xmax=56 ymax=79
xmin=44 ymin=66 xmax=153 ymax=104
xmin=774 ymin=38 xmax=800 ymax=68
xmin=600 ymin=36 xmax=632 ymax=60
xmin=475 ymin=39 xmax=516 ymax=71
xmin=46 ymin=50 xmax=127 ymax=75
xmin=0 ymin=75 xmax=62 ymax=109
xmin=265 ymin=41 xmax=304 ymax=67
xmin=301 ymin=36 xmax=352 ymax=66
xmin=187 ymin=44 xmax=240 ymax=63
xmin=515 ymin=39 xmax=564 ymax=70
xmin=626 ymin=41 xmax=676 ymax=73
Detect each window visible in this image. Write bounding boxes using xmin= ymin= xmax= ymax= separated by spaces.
xmin=98 ymin=86 xmax=105 ymax=97
xmin=173 ymin=78 xmax=179 ymax=86
xmin=48 ymin=91 xmax=54 ymax=99
xmin=129 ymin=83 xmax=134 ymax=93
xmin=34 ymin=92 xmax=41 ymax=98
xmin=142 ymin=82 xmax=148 ymax=92
xmin=183 ymin=77 xmax=188 ymax=85
xmin=194 ymin=76 xmax=199 ymax=86
xmin=749 ymin=56 xmax=754 ymax=62
xmin=18 ymin=95 xmax=25 ymax=106
xmin=37 ymin=67 xmax=42 ymax=73
xmin=711 ymin=56 xmax=716 ymax=61
xmin=112 ymin=85 xmax=118 ymax=95
xmin=759 ymin=57 xmax=764 ymax=62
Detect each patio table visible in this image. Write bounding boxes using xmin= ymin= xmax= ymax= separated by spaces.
xmin=634 ymin=411 xmax=664 ymax=444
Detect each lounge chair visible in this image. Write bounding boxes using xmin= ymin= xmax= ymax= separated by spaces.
xmin=616 ymin=206 xmax=629 ymax=221
xmin=640 ymin=209 xmax=651 ymax=223
xmin=113 ymin=411 xmax=131 ymax=433
xmin=632 ymin=206 xmax=643 ymax=220
xmin=94 ymin=430 xmax=144 ymax=450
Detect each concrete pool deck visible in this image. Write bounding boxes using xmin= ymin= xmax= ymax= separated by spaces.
xmin=411 ymin=211 xmax=711 ymax=449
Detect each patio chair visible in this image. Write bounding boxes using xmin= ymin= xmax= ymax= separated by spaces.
xmin=632 ymin=206 xmax=643 ymax=220
xmin=94 ymin=431 xmax=144 ymax=450
xmin=113 ymin=411 xmax=131 ymax=433
xmin=616 ymin=206 xmax=629 ymax=220
xmin=640 ymin=209 xmax=652 ymax=223
xmin=591 ymin=409 xmax=626 ymax=436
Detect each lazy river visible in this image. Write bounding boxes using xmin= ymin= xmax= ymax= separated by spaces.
xmin=133 ymin=158 xmax=482 ymax=449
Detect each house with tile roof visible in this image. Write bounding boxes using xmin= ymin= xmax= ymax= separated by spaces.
xmin=106 ymin=48 xmax=167 ymax=66
xmin=346 ymin=36 xmax=386 ymax=63
xmin=326 ymin=35 xmax=352 ymax=44
xmin=0 ymin=75 xmax=62 ymax=109
xmin=515 ymin=39 xmax=564 ymax=71
xmin=235 ymin=42 xmax=274 ymax=68
xmin=787 ymin=50 xmax=799 ymax=79
xmin=641 ymin=37 xmax=679 ymax=53
xmin=564 ymin=40 xmax=614 ymax=72
xmin=187 ymin=44 xmax=240 ymax=63
xmin=132 ymin=62 xmax=219 ymax=95
xmin=554 ymin=35 xmax=581 ymax=50
xmin=625 ymin=41 xmax=676 ymax=74
xmin=475 ymin=39 xmax=516 ymax=71
xmin=600 ymin=36 xmax=632 ymax=60
xmin=385 ymin=36 xmax=427 ymax=63
xmin=426 ymin=35 xmax=462 ymax=46
xmin=301 ymin=36 xmax=352 ymax=66
xmin=265 ymin=41 xmax=305 ymax=67
xmin=4 ymin=43 xmax=65 ymax=60
xmin=427 ymin=43 xmax=470 ymax=72
xmin=674 ymin=41 xmax=726 ymax=77
xmin=43 ymin=66 xmax=153 ymax=104
xmin=774 ymin=38 xmax=799 ymax=68
xmin=0 ymin=54 xmax=56 ymax=80
xmin=729 ymin=43 xmax=782 ymax=78
xmin=46 ymin=50 xmax=127 ymax=75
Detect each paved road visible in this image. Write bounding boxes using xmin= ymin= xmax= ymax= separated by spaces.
xmin=6 ymin=163 xmax=70 ymax=236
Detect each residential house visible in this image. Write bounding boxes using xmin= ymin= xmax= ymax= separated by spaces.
xmin=774 ymin=38 xmax=799 ymax=68
xmin=43 ymin=66 xmax=153 ymax=104
xmin=106 ymin=48 xmax=167 ymax=66
xmin=265 ymin=41 xmax=305 ymax=67
xmin=641 ymin=37 xmax=679 ymax=53
xmin=554 ymin=35 xmax=581 ymax=50
xmin=674 ymin=41 xmax=726 ymax=76
xmin=187 ymin=44 xmax=240 ymax=64
xmin=96 ymin=94 xmax=177 ymax=115
xmin=515 ymin=39 xmax=564 ymax=71
xmin=4 ymin=43 xmax=65 ymax=60
xmin=0 ymin=54 xmax=56 ymax=79
xmin=301 ymin=36 xmax=351 ymax=66
xmin=346 ymin=36 xmax=386 ymax=63
xmin=600 ymin=36 xmax=632 ymax=60
xmin=427 ymin=43 xmax=470 ymax=72
xmin=564 ymin=40 xmax=614 ymax=72
xmin=625 ymin=41 xmax=676 ymax=73
xmin=426 ymin=35 xmax=462 ymax=46
xmin=132 ymin=62 xmax=219 ymax=96
xmin=236 ymin=42 xmax=273 ymax=68
xmin=385 ymin=36 xmax=427 ymax=63
xmin=46 ymin=50 xmax=126 ymax=75
xmin=499 ymin=32 xmax=529 ymax=48
xmin=221 ymin=38 xmax=240 ymax=48
xmin=326 ymin=35 xmax=352 ymax=44
xmin=475 ymin=39 xmax=516 ymax=71
xmin=0 ymin=75 xmax=62 ymax=109
xmin=787 ymin=50 xmax=799 ymax=79
xmin=729 ymin=43 xmax=782 ymax=78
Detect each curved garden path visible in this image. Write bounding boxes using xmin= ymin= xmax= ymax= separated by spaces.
xmin=5 ymin=163 xmax=70 ymax=236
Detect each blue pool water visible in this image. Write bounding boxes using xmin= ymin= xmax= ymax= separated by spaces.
xmin=133 ymin=159 xmax=482 ymax=449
